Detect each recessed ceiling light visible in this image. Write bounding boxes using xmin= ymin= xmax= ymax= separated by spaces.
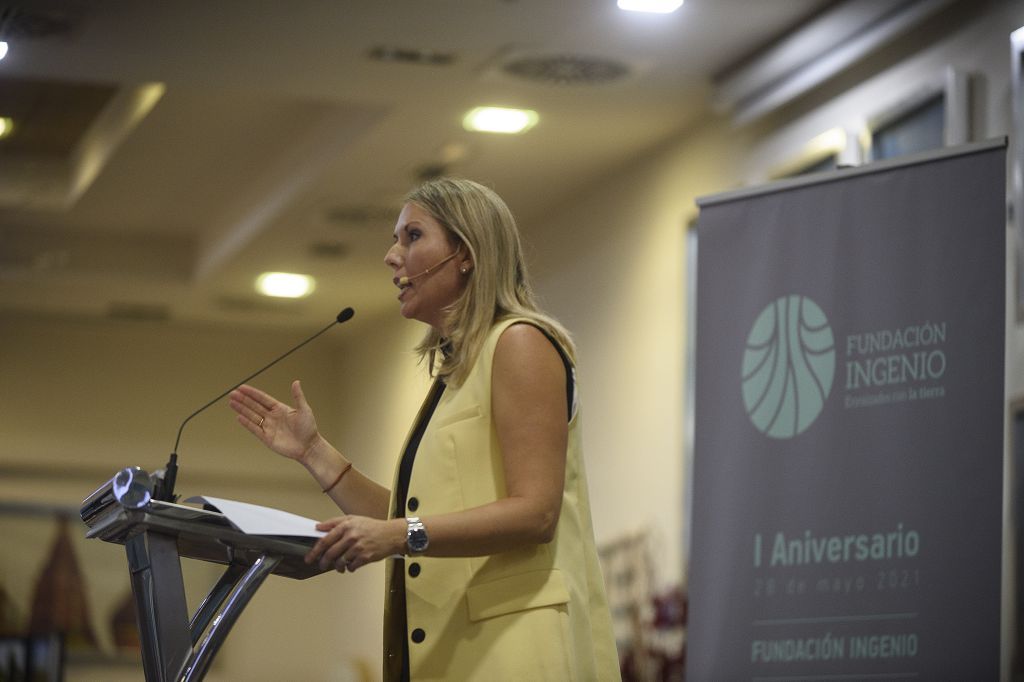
xmin=0 ymin=41 xmax=8 ymax=61
xmin=463 ymin=107 xmax=538 ymax=134
xmin=617 ymin=0 xmax=683 ymax=14
xmin=256 ymin=272 xmax=315 ymax=298
xmin=0 ymin=117 xmax=13 ymax=140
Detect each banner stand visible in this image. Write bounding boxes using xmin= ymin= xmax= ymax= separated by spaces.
xmin=686 ymin=138 xmax=1007 ymax=680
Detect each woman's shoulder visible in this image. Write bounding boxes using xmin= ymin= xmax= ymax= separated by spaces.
xmin=490 ymin=319 xmax=577 ymax=421
xmin=495 ymin=320 xmax=553 ymax=351
xmin=493 ymin=321 xmax=566 ymax=380
xmin=490 ymin=318 xmax=557 ymax=355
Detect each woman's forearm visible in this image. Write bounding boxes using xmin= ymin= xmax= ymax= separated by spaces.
xmin=412 ymin=496 xmax=562 ymax=558
xmin=302 ymin=434 xmax=392 ymax=519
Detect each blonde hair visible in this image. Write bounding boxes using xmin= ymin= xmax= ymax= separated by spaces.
xmin=404 ymin=177 xmax=575 ymax=386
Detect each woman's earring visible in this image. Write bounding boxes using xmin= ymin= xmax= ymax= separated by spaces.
xmin=460 ymin=266 xmax=470 ymax=274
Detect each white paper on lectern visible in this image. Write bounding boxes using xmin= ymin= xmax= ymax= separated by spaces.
xmin=185 ymin=495 xmax=326 ymax=538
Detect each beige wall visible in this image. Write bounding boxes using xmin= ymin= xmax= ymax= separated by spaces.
xmin=0 ymin=313 xmax=401 ymax=681
xmin=3 ymin=2 xmax=1024 ymax=679
xmin=525 ymin=0 xmax=1024 ymax=593
xmin=523 ymin=116 xmax=761 ymax=588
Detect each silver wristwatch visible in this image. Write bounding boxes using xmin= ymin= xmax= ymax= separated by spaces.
xmin=406 ymin=516 xmax=429 ymax=555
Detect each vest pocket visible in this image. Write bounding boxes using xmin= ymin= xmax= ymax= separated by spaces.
xmin=465 ymin=569 xmax=570 ymax=622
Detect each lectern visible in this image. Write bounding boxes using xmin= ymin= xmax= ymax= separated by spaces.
xmin=81 ymin=468 xmax=326 ymax=681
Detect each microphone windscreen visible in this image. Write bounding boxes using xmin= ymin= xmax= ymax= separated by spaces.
xmin=336 ymin=307 xmax=355 ymax=324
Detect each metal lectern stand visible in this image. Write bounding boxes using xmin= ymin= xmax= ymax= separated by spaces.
xmin=81 ymin=468 xmax=326 ymax=681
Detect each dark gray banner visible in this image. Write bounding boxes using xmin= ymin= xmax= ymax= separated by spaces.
xmin=687 ymin=142 xmax=1006 ymax=681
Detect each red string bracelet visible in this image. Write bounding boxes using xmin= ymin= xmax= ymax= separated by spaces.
xmin=322 ymin=462 xmax=353 ymax=494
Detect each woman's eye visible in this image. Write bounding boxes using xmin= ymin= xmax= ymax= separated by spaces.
xmin=408 ymin=230 xmax=421 ymax=241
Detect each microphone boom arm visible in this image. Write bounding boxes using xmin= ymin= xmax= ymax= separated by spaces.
xmin=158 ymin=307 xmax=354 ymax=502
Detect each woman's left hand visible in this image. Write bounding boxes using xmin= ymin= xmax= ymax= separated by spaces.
xmin=306 ymin=516 xmax=405 ymax=572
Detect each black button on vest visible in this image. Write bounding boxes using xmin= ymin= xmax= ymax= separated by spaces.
xmin=408 ymin=497 xmax=419 ymax=512
xmin=408 ymin=562 xmax=421 ymax=577
xmin=411 ymin=628 xmax=426 ymax=643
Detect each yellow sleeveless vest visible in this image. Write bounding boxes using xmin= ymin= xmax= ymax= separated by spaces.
xmin=383 ymin=318 xmax=620 ymax=681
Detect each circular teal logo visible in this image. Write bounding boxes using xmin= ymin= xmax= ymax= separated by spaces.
xmin=742 ymin=295 xmax=835 ymax=439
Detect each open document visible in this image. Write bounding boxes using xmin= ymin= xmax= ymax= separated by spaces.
xmin=185 ymin=496 xmax=326 ymax=538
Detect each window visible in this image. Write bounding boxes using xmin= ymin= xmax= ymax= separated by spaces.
xmin=871 ymin=94 xmax=945 ymax=161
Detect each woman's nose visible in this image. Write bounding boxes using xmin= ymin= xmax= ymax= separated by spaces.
xmin=384 ymin=244 xmax=402 ymax=269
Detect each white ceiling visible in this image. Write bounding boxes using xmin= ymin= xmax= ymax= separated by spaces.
xmin=0 ymin=0 xmax=835 ymax=329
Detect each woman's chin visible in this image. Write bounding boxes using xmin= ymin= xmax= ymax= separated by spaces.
xmin=397 ymin=301 xmax=421 ymax=322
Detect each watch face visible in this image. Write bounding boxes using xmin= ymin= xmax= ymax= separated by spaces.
xmin=408 ymin=527 xmax=429 ymax=553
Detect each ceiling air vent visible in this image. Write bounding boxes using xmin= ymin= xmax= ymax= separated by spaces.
xmin=415 ymin=163 xmax=448 ymax=182
xmin=368 ymin=46 xmax=455 ymax=67
xmin=107 ymin=302 xmax=170 ymax=322
xmin=308 ymin=240 xmax=349 ymax=259
xmin=501 ymin=54 xmax=630 ymax=85
xmin=0 ymin=4 xmax=85 ymax=40
xmin=215 ymin=296 xmax=305 ymax=315
xmin=324 ymin=205 xmax=395 ymax=227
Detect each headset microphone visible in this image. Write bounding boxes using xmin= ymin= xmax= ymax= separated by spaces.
xmin=398 ymin=252 xmax=458 ymax=287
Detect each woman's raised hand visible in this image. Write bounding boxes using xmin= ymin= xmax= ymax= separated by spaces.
xmin=229 ymin=380 xmax=321 ymax=463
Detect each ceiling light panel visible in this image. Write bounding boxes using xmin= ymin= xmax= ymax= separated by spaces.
xmin=463 ymin=107 xmax=538 ymax=134
xmin=256 ymin=272 xmax=315 ymax=298
xmin=617 ymin=0 xmax=684 ymax=13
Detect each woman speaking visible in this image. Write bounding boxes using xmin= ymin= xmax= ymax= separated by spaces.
xmin=229 ymin=178 xmax=619 ymax=681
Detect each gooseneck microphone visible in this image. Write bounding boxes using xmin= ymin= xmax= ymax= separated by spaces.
xmin=155 ymin=307 xmax=355 ymax=502
xmin=398 ymin=252 xmax=458 ymax=287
